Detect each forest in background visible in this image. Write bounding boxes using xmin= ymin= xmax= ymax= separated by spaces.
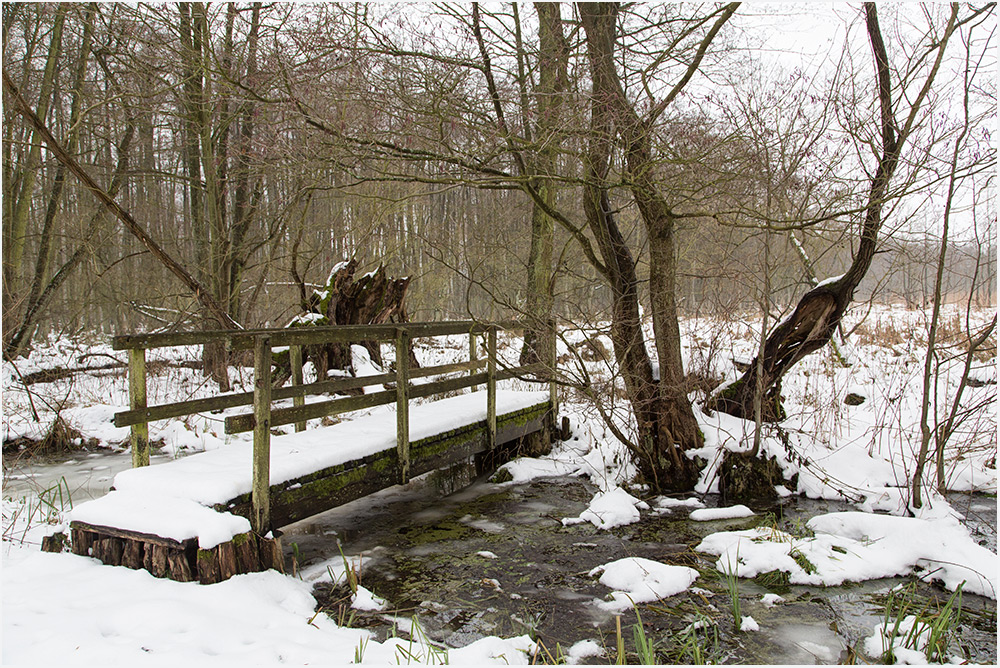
xmin=4 ymin=2 xmax=996 ymax=495
xmin=3 ymin=2 xmax=994 ymax=347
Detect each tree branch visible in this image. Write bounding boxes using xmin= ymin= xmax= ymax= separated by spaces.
xmin=2 ymin=68 xmax=240 ymax=330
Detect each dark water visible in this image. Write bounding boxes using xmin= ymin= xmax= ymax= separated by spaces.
xmin=282 ymin=469 xmax=998 ymax=665
xmin=6 ymin=447 xmax=994 ymax=664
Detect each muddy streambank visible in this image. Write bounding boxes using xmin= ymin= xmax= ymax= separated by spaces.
xmin=282 ymin=470 xmax=997 ymax=665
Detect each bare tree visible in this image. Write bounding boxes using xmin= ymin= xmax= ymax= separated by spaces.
xmin=708 ymin=3 xmax=968 ymax=421
xmin=913 ymin=8 xmax=997 ymax=508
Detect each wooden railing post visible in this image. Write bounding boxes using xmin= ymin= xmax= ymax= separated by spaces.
xmin=395 ymin=327 xmax=411 ymax=483
xmin=548 ymin=317 xmax=558 ymax=416
xmin=128 ymin=348 xmax=149 ymax=467
xmin=252 ymin=336 xmax=272 ymax=535
xmin=469 ymin=330 xmax=478 ymax=392
xmin=289 ymin=344 xmax=306 ymax=432
xmin=487 ymin=326 xmax=496 ymax=450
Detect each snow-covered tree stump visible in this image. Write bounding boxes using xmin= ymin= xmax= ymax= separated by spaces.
xmin=284 ymin=259 xmax=418 ymax=381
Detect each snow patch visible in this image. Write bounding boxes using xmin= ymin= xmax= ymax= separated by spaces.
xmin=589 ymin=557 xmax=698 ymax=612
xmin=562 ymin=486 xmax=648 ymax=530
xmin=696 ymin=511 xmax=997 ymax=599
xmin=351 ymin=584 xmax=387 ymax=611
xmin=689 ymin=504 xmax=755 ymax=521
xmin=565 ymin=639 xmax=604 ymax=664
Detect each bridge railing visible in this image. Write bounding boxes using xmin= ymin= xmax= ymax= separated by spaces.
xmin=112 ymin=320 xmax=557 ymax=533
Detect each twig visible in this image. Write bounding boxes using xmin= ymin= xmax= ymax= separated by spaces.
xmin=7 ymin=358 xmax=41 ymax=422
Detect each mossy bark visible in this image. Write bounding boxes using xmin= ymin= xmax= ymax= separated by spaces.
xmin=717 ymin=450 xmax=786 ymax=504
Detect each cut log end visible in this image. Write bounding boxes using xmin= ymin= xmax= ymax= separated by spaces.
xmin=68 ymin=523 xmax=285 ymax=584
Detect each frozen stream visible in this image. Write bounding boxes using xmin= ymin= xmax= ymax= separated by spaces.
xmin=2 ymin=448 xmax=174 ymax=503
xmin=283 ymin=465 xmax=997 ymax=665
xmin=4 ymin=449 xmax=996 ymax=664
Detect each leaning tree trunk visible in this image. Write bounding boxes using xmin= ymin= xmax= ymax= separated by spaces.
xmin=708 ymin=3 xmax=958 ymax=422
xmin=708 ymin=281 xmax=848 ymax=420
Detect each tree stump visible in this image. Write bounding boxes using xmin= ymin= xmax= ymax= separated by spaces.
xmin=717 ymin=450 xmax=787 ymax=504
xmin=282 ymin=259 xmax=419 ymax=383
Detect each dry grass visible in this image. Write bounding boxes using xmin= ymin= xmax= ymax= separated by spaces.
xmin=852 ymin=317 xmax=909 ymax=347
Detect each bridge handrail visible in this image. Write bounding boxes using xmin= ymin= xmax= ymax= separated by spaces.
xmin=113 ymin=319 xmax=558 ymax=535
xmin=112 ymin=358 xmax=487 ymax=429
xmin=112 ymin=319 xmax=519 ymax=351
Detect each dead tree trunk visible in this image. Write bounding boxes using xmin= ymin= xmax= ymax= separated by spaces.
xmin=290 ymin=259 xmax=417 ymax=381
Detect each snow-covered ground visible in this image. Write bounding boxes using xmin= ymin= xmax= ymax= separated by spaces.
xmin=3 ymin=305 xmax=996 ymax=664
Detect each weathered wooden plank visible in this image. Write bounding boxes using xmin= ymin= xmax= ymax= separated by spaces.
xmin=41 ymin=532 xmax=68 ymax=553
xmin=290 ymin=345 xmax=306 ymax=432
xmin=69 ymin=520 xmax=192 ymax=549
xmin=252 ymin=336 xmax=272 ymax=535
xmin=168 ymin=551 xmax=194 ymax=582
xmin=284 ymin=371 xmax=396 ymax=395
xmin=258 ymin=535 xmax=284 ymax=573
xmin=225 ymin=388 xmax=397 ymax=434
xmin=151 ymin=544 xmax=169 ymax=578
xmin=396 ymin=328 xmax=410 ymax=484
xmin=115 ymin=391 xmax=252 ymax=428
xmin=218 ymin=541 xmax=237 ymax=581
xmin=122 ymin=538 xmax=144 ymax=569
xmin=112 ymin=320 xmax=523 ymax=351
xmin=114 ymin=329 xmax=244 ymax=350
xmin=233 ymin=533 xmax=257 ymax=573
xmin=229 ymin=452 xmax=402 ymax=528
xmin=197 ymin=547 xmax=219 ymax=584
xmin=410 ymin=358 xmax=484 ymax=380
xmin=143 ymin=540 xmax=154 ymax=572
xmin=71 ymin=527 xmax=93 ymax=557
xmin=129 ymin=348 xmax=149 ymax=467
xmin=408 ymin=371 xmax=489 ymax=401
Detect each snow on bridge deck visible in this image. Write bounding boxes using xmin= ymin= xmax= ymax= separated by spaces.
xmin=70 ymin=389 xmax=549 ymax=549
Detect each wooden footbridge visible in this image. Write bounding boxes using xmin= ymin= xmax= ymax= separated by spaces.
xmin=67 ymin=321 xmax=559 ymax=584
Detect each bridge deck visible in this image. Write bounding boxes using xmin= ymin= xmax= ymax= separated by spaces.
xmin=68 ymin=389 xmax=551 ymax=581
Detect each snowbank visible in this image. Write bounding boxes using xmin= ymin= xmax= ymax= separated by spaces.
xmin=696 ymin=511 xmax=997 ymax=599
